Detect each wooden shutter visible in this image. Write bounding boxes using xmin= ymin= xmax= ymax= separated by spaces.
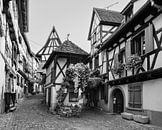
xmin=145 ymin=23 xmax=154 ymax=53
xmin=126 ymin=39 xmax=131 ymax=62
xmin=128 ymin=83 xmax=142 ymax=108
xmin=113 ymin=53 xmax=119 ymax=69
xmin=134 ymin=85 xmax=142 ymax=108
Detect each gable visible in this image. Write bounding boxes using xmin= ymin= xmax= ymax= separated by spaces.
xmin=90 ymin=13 xmax=100 ymax=37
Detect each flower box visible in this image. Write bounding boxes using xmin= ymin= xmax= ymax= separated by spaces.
xmin=121 ymin=112 xmax=133 ymax=120
xmin=133 ymin=115 xmax=149 ymax=124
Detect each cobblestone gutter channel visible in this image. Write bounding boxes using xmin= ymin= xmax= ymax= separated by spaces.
xmin=0 ymin=94 xmax=162 ymax=130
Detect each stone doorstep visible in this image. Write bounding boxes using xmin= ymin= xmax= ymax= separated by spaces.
xmin=121 ymin=112 xmax=133 ymax=120
xmin=133 ymin=115 xmax=149 ymax=124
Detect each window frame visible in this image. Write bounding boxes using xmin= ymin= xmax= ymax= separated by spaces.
xmin=69 ymin=90 xmax=78 ymax=102
xmin=131 ymin=31 xmax=145 ymax=56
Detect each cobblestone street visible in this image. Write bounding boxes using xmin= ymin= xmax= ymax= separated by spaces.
xmin=0 ymin=94 xmax=162 ymax=130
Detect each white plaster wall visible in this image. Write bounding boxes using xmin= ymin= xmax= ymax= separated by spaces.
xmin=121 ymin=85 xmax=129 ymax=108
xmin=46 ymin=62 xmax=53 ymax=85
xmin=133 ymin=0 xmax=147 ymax=14
xmin=153 ymin=14 xmax=162 ymax=31
xmin=92 ymin=58 xmax=95 ymax=70
xmin=99 ymin=52 xmax=102 ymax=66
xmin=109 ymin=71 xmax=113 ymax=81
xmin=50 ymin=86 xmax=57 ymax=109
xmin=55 ymin=58 xmax=67 ymax=84
xmin=109 ymin=50 xmax=114 ymax=59
xmin=143 ymin=79 xmax=162 ymax=112
xmin=103 ymin=62 xmax=107 ymax=74
xmin=154 ymin=51 xmax=162 ymax=69
xmin=120 ymin=42 xmax=125 ymax=49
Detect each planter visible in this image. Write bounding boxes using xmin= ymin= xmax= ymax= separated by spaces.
xmin=133 ymin=115 xmax=149 ymax=124
xmin=121 ymin=112 xmax=133 ymax=120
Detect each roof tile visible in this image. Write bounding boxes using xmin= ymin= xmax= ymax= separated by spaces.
xmin=94 ymin=8 xmax=123 ymax=24
xmin=55 ymin=40 xmax=88 ymax=56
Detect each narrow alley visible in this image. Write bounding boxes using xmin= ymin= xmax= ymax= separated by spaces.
xmin=0 ymin=94 xmax=161 ymax=130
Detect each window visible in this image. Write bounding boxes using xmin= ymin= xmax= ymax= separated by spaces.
xmin=128 ymin=83 xmax=142 ymax=109
xmin=119 ymin=48 xmax=125 ymax=64
xmin=94 ymin=56 xmax=99 ymax=70
xmin=69 ymin=91 xmax=78 ymax=102
xmin=131 ymin=32 xmax=145 ymax=56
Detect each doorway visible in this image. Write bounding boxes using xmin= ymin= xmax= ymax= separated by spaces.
xmin=113 ymin=89 xmax=124 ymax=114
xmin=48 ymin=88 xmax=51 ymax=107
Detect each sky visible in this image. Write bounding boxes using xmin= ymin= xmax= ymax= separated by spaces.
xmin=27 ymin=0 xmax=130 ymax=54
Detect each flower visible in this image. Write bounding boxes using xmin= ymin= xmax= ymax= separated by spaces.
xmin=125 ymin=55 xmax=142 ymax=70
xmin=112 ymin=62 xmax=125 ymax=75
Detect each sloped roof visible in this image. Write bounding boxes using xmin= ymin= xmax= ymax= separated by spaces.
xmin=43 ymin=40 xmax=88 ymax=69
xmin=88 ymin=8 xmax=123 ymax=40
xmin=55 ymin=40 xmax=88 ymax=56
xmin=94 ymin=8 xmax=123 ymax=24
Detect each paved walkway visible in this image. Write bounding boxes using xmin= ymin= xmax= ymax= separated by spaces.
xmin=0 ymin=94 xmax=162 ymax=130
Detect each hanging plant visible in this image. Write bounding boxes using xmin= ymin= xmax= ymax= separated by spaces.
xmin=112 ymin=62 xmax=125 ymax=75
xmin=65 ymin=63 xmax=90 ymax=91
xmin=125 ymin=55 xmax=142 ymax=70
xmin=65 ymin=64 xmax=76 ymax=81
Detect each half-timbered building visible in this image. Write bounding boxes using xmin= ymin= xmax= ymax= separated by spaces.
xmin=88 ymin=0 xmax=162 ymax=126
xmin=87 ymin=7 xmax=123 ymax=110
xmin=43 ymin=40 xmax=88 ymax=110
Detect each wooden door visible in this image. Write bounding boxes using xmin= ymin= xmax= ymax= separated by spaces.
xmin=113 ymin=89 xmax=124 ymax=114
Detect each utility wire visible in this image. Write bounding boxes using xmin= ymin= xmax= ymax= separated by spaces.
xmin=28 ymin=39 xmax=42 ymax=47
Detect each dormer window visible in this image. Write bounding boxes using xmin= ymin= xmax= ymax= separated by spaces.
xmin=122 ymin=4 xmax=133 ymax=23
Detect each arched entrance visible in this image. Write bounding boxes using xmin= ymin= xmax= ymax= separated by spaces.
xmin=112 ymin=89 xmax=124 ymax=114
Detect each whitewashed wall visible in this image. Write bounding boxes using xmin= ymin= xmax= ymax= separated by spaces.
xmin=143 ymin=78 xmax=162 ymax=112
xmin=152 ymin=14 xmax=162 ymax=69
xmin=46 ymin=60 xmax=54 ymax=85
xmin=55 ymin=58 xmax=67 ymax=84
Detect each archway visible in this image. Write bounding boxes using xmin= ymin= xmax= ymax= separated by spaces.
xmin=112 ymin=89 xmax=124 ymax=114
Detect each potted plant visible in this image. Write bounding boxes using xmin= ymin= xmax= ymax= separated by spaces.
xmin=112 ymin=62 xmax=125 ymax=75
xmin=125 ymin=55 xmax=142 ymax=70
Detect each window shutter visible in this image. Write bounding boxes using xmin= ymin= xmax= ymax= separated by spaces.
xmin=113 ymin=53 xmax=119 ymax=69
xmin=145 ymin=23 xmax=154 ymax=53
xmin=126 ymin=39 xmax=131 ymax=62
